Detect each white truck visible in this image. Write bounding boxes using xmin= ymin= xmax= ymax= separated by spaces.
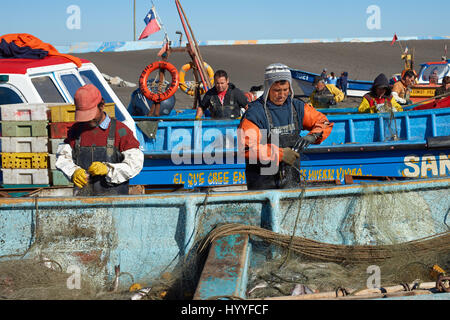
xmin=0 ymin=55 xmax=136 ymax=134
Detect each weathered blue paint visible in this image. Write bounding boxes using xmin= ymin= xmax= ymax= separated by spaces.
xmin=194 ymin=178 xmax=450 ymax=300
xmin=131 ymin=108 xmax=450 ymax=188
xmin=194 ymin=234 xmax=251 ymax=300
xmin=0 ymin=177 xmax=448 ymax=291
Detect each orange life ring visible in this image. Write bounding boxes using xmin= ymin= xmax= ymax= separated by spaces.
xmin=139 ymin=61 xmax=179 ymax=103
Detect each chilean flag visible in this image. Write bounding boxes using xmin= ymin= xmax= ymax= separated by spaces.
xmin=138 ymin=7 xmax=161 ymax=40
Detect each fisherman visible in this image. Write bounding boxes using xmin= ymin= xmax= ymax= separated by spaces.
xmin=429 ymin=69 xmax=439 ymax=84
xmin=238 ymin=63 xmax=333 ymax=190
xmin=320 ymin=68 xmax=328 ymax=82
xmin=435 ymin=76 xmax=450 ymax=98
xmin=309 ymin=76 xmax=345 ymax=108
xmin=358 ymin=73 xmax=403 ymax=113
xmin=392 ymin=69 xmax=415 ymax=105
xmin=55 ymin=84 xmax=144 ymax=196
xmin=195 ymin=69 xmax=249 ymax=120
xmin=337 ymin=71 xmax=348 ymax=98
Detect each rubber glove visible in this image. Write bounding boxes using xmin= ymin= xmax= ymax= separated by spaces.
xmin=72 ymin=168 xmax=88 ymax=188
xmin=293 ymin=134 xmax=320 ymax=153
xmin=281 ymin=148 xmax=300 ymax=166
xmin=88 ymin=162 xmax=109 ymax=176
xmin=195 ymin=116 xmax=202 ymax=121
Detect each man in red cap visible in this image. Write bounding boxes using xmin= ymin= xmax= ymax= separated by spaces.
xmin=55 ymin=84 xmax=144 ymax=196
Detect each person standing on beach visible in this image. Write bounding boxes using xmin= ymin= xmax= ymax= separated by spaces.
xmin=358 ymin=73 xmax=403 ymax=113
xmin=238 ymin=63 xmax=333 ymax=190
xmin=320 ymin=69 xmax=328 ymax=82
xmin=337 ymin=72 xmax=348 ymax=98
xmin=327 ymin=72 xmax=338 ymax=85
xmin=392 ymin=70 xmax=415 ymax=105
xmin=55 ymin=84 xmax=144 ymax=196
xmin=309 ymin=76 xmax=345 ymax=109
xmin=195 ymin=69 xmax=249 ymax=120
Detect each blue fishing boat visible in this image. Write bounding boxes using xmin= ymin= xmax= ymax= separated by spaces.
xmin=290 ymin=68 xmax=373 ymax=97
xmin=131 ymin=107 xmax=450 ymax=189
xmin=0 ymin=176 xmax=448 ymax=298
xmin=291 ymin=60 xmax=450 ymax=101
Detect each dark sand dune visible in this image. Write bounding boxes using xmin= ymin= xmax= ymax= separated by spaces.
xmin=77 ymin=39 xmax=449 ymax=108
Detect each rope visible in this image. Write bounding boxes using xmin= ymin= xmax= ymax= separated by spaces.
xmin=198 ymin=224 xmax=450 ymax=264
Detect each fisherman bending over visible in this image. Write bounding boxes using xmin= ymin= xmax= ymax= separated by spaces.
xmin=309 ymin=76 xmax=345 ymax=109
xmin=238 ymin=63 xmax=333 ymax=190
xmin=55 ymin=84 xmax=144 ymax=196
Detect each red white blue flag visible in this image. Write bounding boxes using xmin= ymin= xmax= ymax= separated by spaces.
xmin=138 ymin=7 xmax=161 ymax=40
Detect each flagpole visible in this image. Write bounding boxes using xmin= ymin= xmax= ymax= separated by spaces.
xmin=133 ymin=0 xmax=136 ymax=41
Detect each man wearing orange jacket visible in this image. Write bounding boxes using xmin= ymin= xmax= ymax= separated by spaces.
xmin=238 ymin=63 xmax=333 ymax=190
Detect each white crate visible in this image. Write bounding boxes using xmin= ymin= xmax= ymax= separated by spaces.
xmin=0 ymin=137 xmax=49 ymax=153
xmin=49 ymin=154 xmax=56 ymax=170
xmin=1 ymin=169 xmax=49 ymax=185
xmin=49 ymin=139 xmax=65 ymax=154
xmin=0 ymin=103 xmax=48 ymax=121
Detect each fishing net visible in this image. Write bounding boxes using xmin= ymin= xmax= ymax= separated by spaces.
xmin=0 ymin=258 xmax=186 ymax=300
xmin=198 ymin=181 xmax=450 ymax=299
xmin=199 ymin=224 xmax=450 ymax=299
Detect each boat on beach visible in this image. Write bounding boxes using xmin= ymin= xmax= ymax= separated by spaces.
xmin=291 ymin=68 xmax=372 ymax=98
xmin=291 ymin=56 xmax=450 ymax=104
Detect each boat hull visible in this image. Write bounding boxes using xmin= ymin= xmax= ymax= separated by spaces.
xmin=1 ymin=177 xmax=448 ymax=291
xmin=291 ymin=69 xmax=372 ymax=97
xmin=131 ymin=108 xmax=450 ymax=189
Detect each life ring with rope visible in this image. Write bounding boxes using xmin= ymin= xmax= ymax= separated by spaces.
xmin=139 ymin=61 xmax=179 ymax=103
xmin=179 ymin=62 xmax=214 ymax=96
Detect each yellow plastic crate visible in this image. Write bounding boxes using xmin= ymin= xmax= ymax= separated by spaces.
xmin=1 ymin=152 xmax=49 ymax=169
xmin=49 ymin=103 xmax=116 ymax=122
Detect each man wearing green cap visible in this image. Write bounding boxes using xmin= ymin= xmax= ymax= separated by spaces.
xmin=55 ymin=84 xmax=144 ymax=196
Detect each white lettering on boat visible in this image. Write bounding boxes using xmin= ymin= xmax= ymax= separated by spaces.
xmin=403 ymin=154 xmax=450 ymax=178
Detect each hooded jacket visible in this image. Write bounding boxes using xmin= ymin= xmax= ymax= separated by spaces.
xmin=358 ymin=74 xmax=403 ymax=113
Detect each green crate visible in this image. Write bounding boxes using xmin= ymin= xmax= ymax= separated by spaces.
xmin=0 ymin=121 xmax=48 ymax=137
xmin=50 ymin=169 xmax=73 ymax=186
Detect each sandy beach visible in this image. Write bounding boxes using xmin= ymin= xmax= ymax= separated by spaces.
xmin=77 ymin=39 xmax=449 ymax=108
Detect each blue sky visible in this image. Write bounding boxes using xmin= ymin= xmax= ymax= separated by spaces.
xmin=1 ymin=0 xmax=449 ymax=45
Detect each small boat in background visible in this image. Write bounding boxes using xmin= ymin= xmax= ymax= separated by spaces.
xmin=290 ymin=68 xmax=372 ymax=98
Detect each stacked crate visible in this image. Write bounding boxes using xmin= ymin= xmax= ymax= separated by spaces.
xmin=48 ymin=104 xmax=76 ymax=186
xmin=48 ymin=103 xmax=116 ymax=186
xmin=0 ymin=104 xmax=50 ymax=186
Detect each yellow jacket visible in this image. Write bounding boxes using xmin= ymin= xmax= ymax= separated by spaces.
xmin=358 ymin=95 xmax=403 ymax=113
xmin=310 ymin=84 xmax=345 ymax=108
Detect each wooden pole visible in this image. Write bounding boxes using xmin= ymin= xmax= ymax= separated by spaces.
xmin=176 ymin=0 xmax=210 ymax=89
xmin=174 ymin=0 xmax=210 ymax=92
xmin=250 ymin=282 xmax=436 ymax=301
